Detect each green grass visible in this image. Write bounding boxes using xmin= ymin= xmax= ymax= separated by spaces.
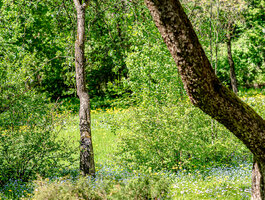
xmin=55 ymin=108 xmax=252 ymax=200
xmin=57 ymin=109 xmax=119 ymax=166
xmin=1 ymin=107 xmax=253 ymax=199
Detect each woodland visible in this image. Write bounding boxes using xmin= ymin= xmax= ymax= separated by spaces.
xmin=0 ymin=0 xmax=265 ymax=199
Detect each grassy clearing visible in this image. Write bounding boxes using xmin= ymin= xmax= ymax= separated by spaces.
xmin=53 ymin=108 xmax=252 ymax=200
xmin=1 ymin=107 xmax=254 ymax=199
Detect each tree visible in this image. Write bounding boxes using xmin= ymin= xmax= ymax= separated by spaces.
xmin=218 ymin=0 xmax=247 ymax=94
xmin=226 ymin=23 xmax=238 ymax=94
xmin=182 ymin=0 xmax=247 ymax=93
xmin=73 ymin=0 xmax=95 ymax=176
xmin=144 ymin=0 xmax=265 ymax=199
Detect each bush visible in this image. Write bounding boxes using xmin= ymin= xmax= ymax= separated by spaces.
xmin=0 ymin=90 xmax=76 ymax=187
xmin=114 ymin=100 xmax=252 ymax=172
xmin=31 ymin=170 xmax=172 ymax=200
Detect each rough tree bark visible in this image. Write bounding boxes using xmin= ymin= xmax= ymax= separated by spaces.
xmin=73 ymin=0 xmax=95 ymax=176
xmin=144 ymin=0 xmax=265 ymax=199
xmin=226 ymin=23 xmax=238 ymax=95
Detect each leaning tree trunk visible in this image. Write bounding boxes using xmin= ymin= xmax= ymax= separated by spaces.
xmin=226 ymin=25 xmax=238 ymax=95
xmin=73 ymin=0 xmax=95 ymax=176
xmin=144 ymin=0 xmax=265 ymax=199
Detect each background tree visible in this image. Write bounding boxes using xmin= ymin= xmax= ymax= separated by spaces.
xmin=144 ymin=0 xmax=265 ymax=199
xmin=73 ymin=0 xmax=95 ymax=176
xmin=0 ymin=0 xmax=76 ymax=100
xmin=218 ymin=0 xmax=247 ymax=94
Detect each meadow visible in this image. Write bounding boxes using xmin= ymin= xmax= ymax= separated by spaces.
xmin=1 ymin=99 xmax=258 ymax=199
xmin=60 ymin=108 xmax=253 ymax=200
xmin=2 ymin=91 xmax=265 ymax=199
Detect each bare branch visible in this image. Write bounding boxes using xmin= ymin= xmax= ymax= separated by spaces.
xmin=73 ymin=0 xmax=81 ymax=9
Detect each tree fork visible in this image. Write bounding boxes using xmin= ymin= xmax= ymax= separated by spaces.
xmin=73 ymin=0 xmax=95 ymax=176
xmin=144 ymin=0 xmax=265 ymax=199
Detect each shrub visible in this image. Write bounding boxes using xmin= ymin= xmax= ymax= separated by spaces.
xmin=114 ymin=100 xmax=252 ymax=171
xmin=31 ymin=170 xmax=172 ymax=200
xmin=0 ymin=90 xmax=77 ymax=187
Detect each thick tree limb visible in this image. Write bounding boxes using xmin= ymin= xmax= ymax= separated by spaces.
xmin=144 ymin=0 xmax=265 ymax=162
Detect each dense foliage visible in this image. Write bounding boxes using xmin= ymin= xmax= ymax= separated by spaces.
xmin=111 ymin=96 xmax=263 ymax=171
xmin=0 ymin=90 xmax=76 ymax=187
xmin=0 ymin=0 xmax=264 ymax=103
xmin=0 ymin=0 xmax=264 ymax=199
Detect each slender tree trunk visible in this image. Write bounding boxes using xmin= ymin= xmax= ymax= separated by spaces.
xmin=215 ymin=0 xmax=219 ymax=75
xmin=209 ymin=1 xmax=215 ymax=144
xmin=226 ymin=27 xmax=238 ymax=95
xmin=212 ymin=0 xmax=219 ymax=140
xmin=209 ymin=1 xmax=213 ymax=68
xmin=144 ymin=0 xmax=265 ymax=199
xmin=73 ymin=0 xmax=95 ymax=176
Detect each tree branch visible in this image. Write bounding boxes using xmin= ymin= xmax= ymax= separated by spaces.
xmin=73 ymin=0 xmax=81 ymax=9
xmin=82 ymin=0 xmax=91 ymax=9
